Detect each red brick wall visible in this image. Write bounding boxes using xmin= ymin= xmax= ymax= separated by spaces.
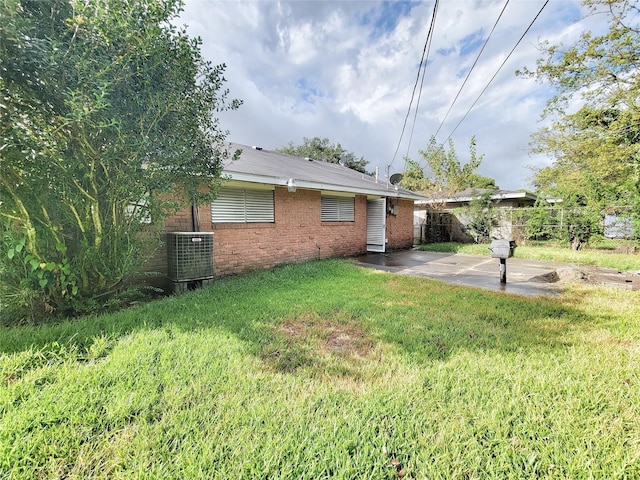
xmin=161 ymin=187 xmax=368 ymax=278
xmin=150 ymin=188 xmax=417 ymax=287
xmin=386 ymin=199 xmax=415 ymax=250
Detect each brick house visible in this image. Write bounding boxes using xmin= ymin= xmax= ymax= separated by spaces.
xmin=158 ymin=143 xmax=424 ymax=287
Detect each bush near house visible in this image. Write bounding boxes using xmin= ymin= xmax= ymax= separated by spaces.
xmin=1 ymin=0 xmax=240 ymax=322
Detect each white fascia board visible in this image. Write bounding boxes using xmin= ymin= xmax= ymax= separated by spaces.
xmin=294 ymin=179 xmax=422 ymax=199
xmin=492 ymin=192 xmax=528 ymax=200
xmin=416 ymin=191 xmax=536 ymax=205
xmin=415 ymin=198 xmax=470 ymax=205
xmin=224 ymin=171 xmax=285 ymax=186
xmin=222 ymin=179 xmax=275 ymax=191
xmin=224 ymin=171 xmax=425 ymax=200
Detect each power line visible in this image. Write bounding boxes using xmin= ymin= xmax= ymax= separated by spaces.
xmin=433 ymin=0 xmax=510 ymax=139
xmin=388 ymin=0 xmax=439 ymax=170
xmin=442 ymin=0 xmax=550 ymax=143
xmin=405 ymin=0 xmax=440 ymax=161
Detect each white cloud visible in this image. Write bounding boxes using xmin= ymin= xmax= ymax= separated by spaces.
xmin=179 ymin=0 xmax=588 ymax=190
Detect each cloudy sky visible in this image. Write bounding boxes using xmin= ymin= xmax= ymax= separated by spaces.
xmin=179 ymin=0 xmax=600 ymax=191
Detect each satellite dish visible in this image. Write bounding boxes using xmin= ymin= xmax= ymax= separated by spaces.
xmin=389 ymin=173 xmax=403 ymax=185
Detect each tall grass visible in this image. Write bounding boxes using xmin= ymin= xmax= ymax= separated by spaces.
xmin=1 ymin=260 xmax=639 ymax=478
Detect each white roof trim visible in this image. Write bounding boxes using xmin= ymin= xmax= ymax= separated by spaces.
xmin=225 ymin=171 xmax=426 ymax=201
xmin=415 ymin=191 xmax=537 ymax=205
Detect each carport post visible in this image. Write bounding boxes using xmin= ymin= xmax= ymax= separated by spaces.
xmin=499 ymin=258 xmax=506 ymax=284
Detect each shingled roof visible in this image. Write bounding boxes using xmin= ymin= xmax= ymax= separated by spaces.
xmin=221 ymin=143 xmax=425 ymax=201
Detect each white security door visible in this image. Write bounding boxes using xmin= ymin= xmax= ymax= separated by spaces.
xmin=366 ymin=198 xmax=386 ymax=252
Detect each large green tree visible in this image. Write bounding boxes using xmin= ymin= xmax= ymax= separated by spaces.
xmin=520 ymin=0 xmax=640 ymax=218
xmin=277 ymin=137 xmax=369 ymax=173
xmin=1 ymin=0 xmax=240 ymax=317
xmin=401 ymin=135 xmax=494 ymax=198
xmin=398 ymin=158 xmax=433 ymax=192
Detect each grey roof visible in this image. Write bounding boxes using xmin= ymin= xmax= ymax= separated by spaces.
xmin=416 ymin=188 xmax=538 ymax=205
xmin=221 ymin=143 xmax=425 ymax=200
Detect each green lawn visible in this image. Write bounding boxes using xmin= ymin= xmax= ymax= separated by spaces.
xmin=1 ymin=260 xmax=639 ymax=479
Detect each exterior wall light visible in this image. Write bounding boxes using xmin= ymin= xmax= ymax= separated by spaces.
xmin=286 ymin=178 xmax=297 ymax=192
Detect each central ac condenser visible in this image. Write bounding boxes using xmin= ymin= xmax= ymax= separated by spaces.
xmin=166 ymin=232 xmax=214 ymax=284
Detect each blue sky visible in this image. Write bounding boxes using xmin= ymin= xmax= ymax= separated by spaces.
xmin=180 ymin=0 xmax=594 ymax=190
xmin=359 ymin=0 xmax=415 ymax=37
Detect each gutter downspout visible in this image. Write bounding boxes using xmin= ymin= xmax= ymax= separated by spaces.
xmin=191 ymin=199 xmax=200 ymax=232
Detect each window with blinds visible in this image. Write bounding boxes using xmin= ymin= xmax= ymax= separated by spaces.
xmin=211 ymin=188 xmax=274 ymax=224
xmin=321 ymin=196 xmax=355 ymax=222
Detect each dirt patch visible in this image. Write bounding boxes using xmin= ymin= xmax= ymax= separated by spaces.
xmin=276 ymin=315 xmax=374 ymax=358
xmin=536 ymin=266 xmax=639 ymax=289
xmin=278 ymin=317 xmax=311 ymax=338
xmin=535 ymin=271 xmax=561 ymax=283
xmin=534 ymin=267 xmax=587 ymax=284
xmin=262 ymin=313 xmax=376 ymax=375
xmin=614 ymin=245 xmax=637 ymax=255
xmin=322 ymin=323 xmax=374 ymax=358
xmin=557 ymin=267 xmax=589 ymax=283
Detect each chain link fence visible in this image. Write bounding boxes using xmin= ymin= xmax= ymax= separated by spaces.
xmin=415 ymin=206 xmax=639 ymax=252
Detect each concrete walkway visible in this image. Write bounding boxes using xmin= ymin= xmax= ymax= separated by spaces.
xmin=356 ymin=250 xmax=566 ymax=296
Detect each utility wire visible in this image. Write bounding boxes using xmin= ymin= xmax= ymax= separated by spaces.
xmin=388 ymin=0 xmax=439 ymax=170
xmin=442 ymin=0 xmax=550 ymax=143
xmin=433 ymin=0 xmax=510 ymax=139
xmin=405 ymin=0 xmax=440 ymax=162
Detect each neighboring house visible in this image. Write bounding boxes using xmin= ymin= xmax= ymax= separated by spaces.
xmin=156 ymin=143 xmax=424 ymax=287
xmin=414 ymin=188 xmax=539 ymax=243
xmin=415 ymin=188 xmax=539 ymax=211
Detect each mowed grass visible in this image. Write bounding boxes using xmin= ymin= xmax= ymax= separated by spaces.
xmin=1 ymin=259 xmax=639 ymax=479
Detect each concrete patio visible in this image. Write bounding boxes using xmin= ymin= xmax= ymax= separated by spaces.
xmin=355 ymin=249 xmax=635 ymax=296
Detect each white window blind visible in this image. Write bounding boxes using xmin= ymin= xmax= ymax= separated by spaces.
xmin=212 ymin=188 xmax=274 ymax=224
xmin=321 ymin=196 xmax=355 ymax=222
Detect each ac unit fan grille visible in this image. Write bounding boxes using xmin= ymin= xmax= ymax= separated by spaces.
xmin=166 ymin=232 xmax=214 ymax=282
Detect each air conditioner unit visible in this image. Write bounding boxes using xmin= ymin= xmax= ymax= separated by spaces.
xmin=166 ymin=232 xmax=214 ymax=284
